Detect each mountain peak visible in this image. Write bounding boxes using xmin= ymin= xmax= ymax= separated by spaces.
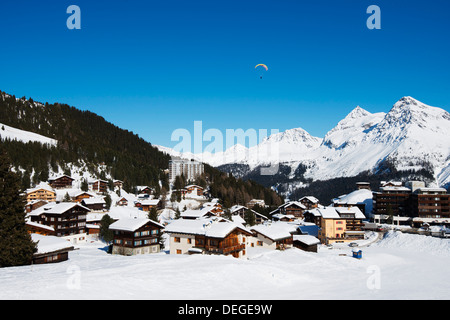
xmin=345 ymin=105 xmax=371 ymax=120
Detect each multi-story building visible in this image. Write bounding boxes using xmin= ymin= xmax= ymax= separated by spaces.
xmin=169 ymin=158 xmax=204 ymax=182
xmin=411 ymin=187 xmax=450 ymax=219
xmin=28 ymin=202 xmax=90 ymax=244
xmin=304 ymin=206 xmax=366 ymax=245
xmin=110 ymin=218 xmax=164 ymax=256
xmin=165 ymin=217 xmax=252 ymax=259
xmin=25 ymin=185 xmax=56 ymax=202
xmin=372 ymin=184 xmax=412 ymax=217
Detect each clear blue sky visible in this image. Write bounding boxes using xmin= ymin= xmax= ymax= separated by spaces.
xmin=0 ymin=0 xmax=449 ymax=150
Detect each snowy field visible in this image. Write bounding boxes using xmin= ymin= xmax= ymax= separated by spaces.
xmin=1 ymin=231 xmax=449 ymax=300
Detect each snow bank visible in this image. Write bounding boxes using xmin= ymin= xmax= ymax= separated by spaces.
xmin=374 ymin=231 xmax=450 ymax=256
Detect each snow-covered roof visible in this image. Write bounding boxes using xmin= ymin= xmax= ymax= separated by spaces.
xmin=293 ymin=235 xmax=320 ymax=246
xmin=299 ymin=196 xmax=319 ymax=204
xmin=333 ymin=189 xmax=372 ymax=205
xmin=165 ymin=218 xmax=252 ymax=238
xmin=250 ymin=223 xmax=294 ymax=241
xmin=138 ymin=199 xmax=160 ymax=206
xmin=82 ymin=197 xmax=106 ymax=205
xmin=180 ymin=207 xmax=215 ymax=219
xmin=109 ymin=218 xmax=164 ymax=232
xmin=43 ymin=202 xmax=90 ymax=215
xmin=31 ymin=234 xmax=74 ymax=254
xmin=306 ymin=206 xmax=366 ymax=219
xmin=25 ymin=183 xmax=55 ymax=194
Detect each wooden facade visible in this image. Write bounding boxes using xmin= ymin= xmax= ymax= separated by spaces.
xmin=412 ymin=188 xmax=450 ymax=219
xmin=48 ymin=175 xmax=74 ymax=189
xmin=26 ymin=188 xmax=56 ymax=202
xmin=372 ymin=188 xmax=412 ymax=217
xmin=110 ymin=219 xmax=164 ymax=256
xmin=29 ymin=203 xmax=89 ymax=238
xmin=92 ymin=180 xmax=108 ymax=194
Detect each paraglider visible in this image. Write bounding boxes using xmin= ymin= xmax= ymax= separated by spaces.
xmin=255 ymin=64 xmax=268 ymax=79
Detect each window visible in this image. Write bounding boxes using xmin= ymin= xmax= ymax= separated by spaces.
xmin=257 ymin=241 xmax=263 ymax=246
xmin=187 ymin=238 xmax=192 ymax=244
xmin=177 ymin=249 xmax=182 ymax=254
xmin=174 ymin=237 xmax=180 ymax=243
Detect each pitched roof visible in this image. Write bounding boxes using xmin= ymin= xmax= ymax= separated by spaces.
xmin=109 ymin=218 xmax=164 ymax=232
xmin=165 ymin=218 xmax=252 ymax=238
xmin=43 ymin=202 xmax=90 ymax=215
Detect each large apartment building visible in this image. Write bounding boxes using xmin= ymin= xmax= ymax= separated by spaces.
xmin=169 ymin=158 xmax=204 ymax=182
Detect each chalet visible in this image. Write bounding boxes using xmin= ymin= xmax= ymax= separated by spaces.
xmin=31 ymin=234 xmax=75 ymax=264
xmin=304 ymin=206 xmax=366 ymax=245
xmin=202 ymin=202 xmax=224 ymax=215
xmin=26 ymin=220 xmax=55 ymax=236
xmin=116 ymin=197 xmax=128 ymax=206
xmin=165 ymin=217 xmax=252 ymax=259
xmin=81 ymin=197 xmax=106 ymax=212
xmin=25 ymin=185 xmax=56 ymax=203
xmin=230 ymin=205 xmax=268 ymax=225
xmin=113 ymin=180 xmax=123 ymax=189
xmin=185 ymin=185 xmax=204 ymax=197
xmin=181 ymin=207 xmax=217 ymax=220
xmin=271 ymin=214 xmax=296 ymax=222
xmin=91 ymin=179 xmax=108 ymax=194
xmin=247 ymin=199 xmax=265 ymax=209
xmin=136 ymin=186 xmax=153 ymax=195
xmin=109 ymin=218 xmax=164 ymax=256
xmin=249 ymin=222 xmax=297 ymax=250
xmin=25 ymin=200 xmax=49 ymax=213
xmin=293 ymin=235 xmax=321 ymax=253
xmin=135 ymin=199 xmax=161 ymax=212
xmin=271 ymin=201 xmax=306 ymax=219
xmin=70 ymin=191 xmax=95 ymax=203
xmin=299 ymin=196 xmax=320 ymax=210
xmin=28 ymin=202 xmax=90 ymax=244
xmin=48 ymin=175 xmax=74 ymax=189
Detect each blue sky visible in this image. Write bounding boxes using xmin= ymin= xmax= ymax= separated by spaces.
xmin=0 ymin=0 xmax=449 ymax=150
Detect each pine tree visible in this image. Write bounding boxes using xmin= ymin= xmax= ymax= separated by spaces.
xmin=0 ymin=147 xmax=37 ymax=267
xmin=100 ymin=214 xmax=115 ymax=244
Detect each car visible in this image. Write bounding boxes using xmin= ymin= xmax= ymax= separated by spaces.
xmin=349 ymin=242 xmax=359 ymax=247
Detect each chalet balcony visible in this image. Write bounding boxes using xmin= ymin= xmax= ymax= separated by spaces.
xmin=203 ymin=243 xmax=246 ymax=255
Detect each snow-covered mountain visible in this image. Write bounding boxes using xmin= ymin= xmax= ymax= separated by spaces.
xmin=157 ymin=97 xmax=450 ymax=188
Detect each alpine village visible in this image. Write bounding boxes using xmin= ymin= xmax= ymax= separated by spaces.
xmin=1 ymin=91 xmax=449 ymax=268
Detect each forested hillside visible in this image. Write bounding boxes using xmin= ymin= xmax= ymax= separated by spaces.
xmin=0 ymin=90 xmax=283 ymax=207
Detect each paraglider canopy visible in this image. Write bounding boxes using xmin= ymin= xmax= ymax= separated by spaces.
xmin=255 ymin=64 xmax=268 ymax=79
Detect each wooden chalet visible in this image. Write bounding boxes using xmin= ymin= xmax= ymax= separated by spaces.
xmin=271 ymin=201 xmax=307 ymax=219
xmin=249 ymin=222 xmax=296 ymax=250
xmin=299 ymin=196 xmax=320 ymax=210
xmin=26 ymin=220 xmax=55 ymax=236
xmin=185 ymin=185 xmax=204 ymax=197
xmin=48 ymin=175 xmax=74 ymax=189
xmin=230 ymin=205 xmax=268 ymax=225
xmin=25 ymin=186 xmax=56 ymax=203
xmin=110 ymin=218 xmax=164 ymax=256
xmin=25 ymin=200 xmax=49 ymax=213
xmin=81 ymin=197 xmax=106 ymax=211
xmin=293 ymin=235 xmax=320 ymax=253
xmin=71 ymin=191 xmax=95 ymax=203
xmin=31 ymin=234 xmax=74 ymax=264
xmin=137 ymin=186 xmax=153 ymax=195
xmin=28 ymin=202 xmax=90 ymax=244
xmin=116 ymin=197 xmax=128 ymax=206
xmin=135 ymin=199 xmax=161 ymax=212
xmin=91 ymin=179 xmax=108 ymax=194
xmin=165 ymin=218 xmax=252 ymax=259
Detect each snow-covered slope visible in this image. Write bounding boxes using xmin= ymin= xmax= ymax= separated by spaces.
xmin=0 ymin=122 xmax=57 ymax=146
xmin=158 ymin=97 xmax=450 ymax=187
